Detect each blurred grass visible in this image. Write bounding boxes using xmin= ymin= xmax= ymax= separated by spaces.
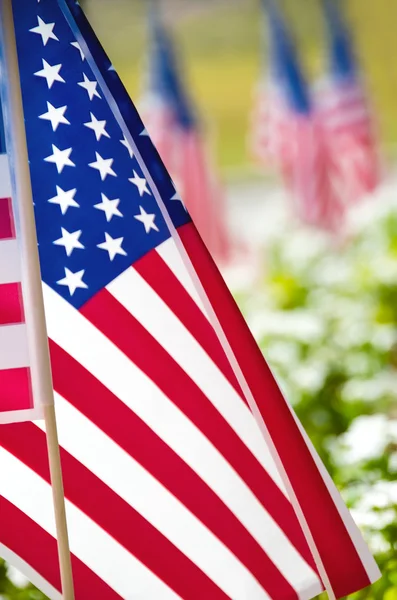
xmin=86 ymin=0 xmax=397 ymax=174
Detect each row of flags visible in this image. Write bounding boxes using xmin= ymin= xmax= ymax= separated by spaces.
xmin=140 ymin=0 xmax=381 ymax=253
xmin=0 ymin=0 xmax=381 ymax=599
xmin=251 ymin=0 xmax=381 ymax=232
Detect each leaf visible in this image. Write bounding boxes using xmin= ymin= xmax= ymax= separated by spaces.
xmin=385 ymin=586 xmax=397 ymax=600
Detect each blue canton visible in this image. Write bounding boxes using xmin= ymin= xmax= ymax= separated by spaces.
xmin=11 ymin=0 xmax=191 ymax=309
xmin=262 ymin=0 xmax=312 ymax=115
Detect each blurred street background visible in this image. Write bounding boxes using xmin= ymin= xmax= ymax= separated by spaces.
xmin=2 ymin=1 xmax=397 ymax=599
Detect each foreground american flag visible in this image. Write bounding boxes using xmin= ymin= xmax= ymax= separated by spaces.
xmin=315 ymin=0 xmax=380 ymax=205
xmin=0 ymin=0 xmax=380 ymax=598
xmin=139 ymin=5 xmax=231 ymax=263
xmin=251 ymin=0 xmax=344 ymax=231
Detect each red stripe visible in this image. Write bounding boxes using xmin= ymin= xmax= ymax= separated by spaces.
xmin=0 ymin=423 xmax=230 ymax=600
xmin=79 ymin=292 xmax=300 ymax=598
xmin=86 ymin=258 xmax=316 ymax=568
xmin=179 ymin=221 xmax=372 ymax=597
xmin=50 ymin=341 xmax=313 ymax=595
xmin=0 ymin=282 xmax=24 ymax=325
xmin=0 ymin=495 xmax=122 ymax=600
xmin=134 ymin=250 xmax=242 ymax=395
xmin=0 ymin=367 xmax=32 ymax=413
xmin=77 ymin=284 xmax=315 ymax=569
xmin=0 ymin=197 xmax=15 ymax=240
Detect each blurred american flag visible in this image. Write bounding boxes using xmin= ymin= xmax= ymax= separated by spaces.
xmin=315 ymin=0 xmax=381 ymax=206
xmin=251 ymin=0 xmax=343 ymax=231
xmin=139 ymin=3 xmax=232 ymax=263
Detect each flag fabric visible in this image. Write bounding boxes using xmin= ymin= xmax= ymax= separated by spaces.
xmin=0 ymin=106 xmax=41 ymax=424
xmin=139 ymin=3 xmax=231 ymax=263
xmin=315 ymin=0 xmax=380 ymax=204
xmin=0 ymin=1 xmax=380 ymax=599
xmin=251 ymin=0 xmax=344 ymax=231
xmin=0 ymin=100 xmax=5 ymax=151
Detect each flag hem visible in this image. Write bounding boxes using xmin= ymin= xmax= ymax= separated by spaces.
xmin=0 ymin=542 xmax=61 ymax=600
xmin=0 ymin=405 xmax=43 ymax=425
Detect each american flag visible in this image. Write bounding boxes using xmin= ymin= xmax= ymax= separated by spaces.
xmin=251 ymin=0 xmax=344 ymax=231
xmin=0 ymin=113 xmax=43 ymax=424
xmin=315 ymin=0 xmax=380 ymax=205
xmin=139 ymin=4 xmax=231 ymax=264
xmin=0 ymin=0 xmax=380 ymax=598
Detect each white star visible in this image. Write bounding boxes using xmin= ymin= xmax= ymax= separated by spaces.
xmin=53 ymin=228 xmax=84 ymax=256
xmin=84 ymin=113 xmax=110 ymax=141
xmin=78 ymin=73 xmax=101 ymax=100
xmin=140 ymin=128 xmax=149 ymax=136
xmin=120 ymin=135 xmax=134 ymax=158
xmin=134 ymin=206 xmax=159 ymax=233
xmin=57 ymin=268 xmax=88 ymax=296
xmin=94 ymin=193 xmax=122 ymax=222
xmin=39 ymin=102 xmax=69 ymax=131
xmin=48 ymin=186 xmax=79 ymax=214
xmin=129 ymin=170 xmax=151 ymax=197
xmin=34 ymin=59 xmax=64 ymax=88
xmin=44 ymin=144 xmax=75 ymax=173
xmin=97 ymin=232 xmax=127 ymax=261
xmin=89 ymin=152 xmax=116 ymax=180
xmin=71 ymin=41 xmax=85 ymax=60
xmin=44 ymin=145 xmax=75 ymax=173
xmin=30 ymin=16 xmax=58 ymax=45
xmin=171 ymin=189 xmax=187 ymax=211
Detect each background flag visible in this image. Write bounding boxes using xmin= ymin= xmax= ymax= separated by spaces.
xmin=251 ymin=0 xmax=343 ymax=230
xmin=139 ymin=1 xmax=231 ymax=263
xmin=0 ymin=99 xmax=42 ymax=424
xmin=316 ymin=0 xmax=381 ymax=205
xmin=0 ymin=0 xmax=380 ymax=598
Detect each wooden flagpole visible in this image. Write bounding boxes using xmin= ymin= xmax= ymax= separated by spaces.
xmin=44 ymin=405 xmax=75 ymax=600
xmin=0 ymin=1 xmax=75 ymax=598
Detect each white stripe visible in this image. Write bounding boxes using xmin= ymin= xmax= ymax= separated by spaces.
xmin=315 ymin=87 xmax=364 ymax=110
xmin=0 ymin=239 xmax=21 ymax=283
xmin=0 ymin=154 xmax=12 ymax=198
xmin=318 ymin=100 xmax=367 ymax=117
xmin=36 ymin=397 xmax=272 ymax=600
xmin=0 ymin=323 xmax=29 ymax=369
xmin=0 ymin=448 xmax=181 ymax=600
xmin=0 ymin=543 xmax=62 ymax=600
xmin=156 ymin=238 xmax=208 ymax=317
xmin=323 ymin=108 xmax=369 ymax=130
xmin=0 ymin=406 xmax=43 ymax=425
xmin=43 ymin=285 xmax=320 ymax=596
xmin=108 ymin=266 xmax=286 ymax=491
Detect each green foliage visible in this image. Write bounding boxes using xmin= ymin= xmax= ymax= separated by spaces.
xmin=0 ymin=559 xmax=46 ymax=599
xmin=237 ymin=200 xmax=397 ymax=598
